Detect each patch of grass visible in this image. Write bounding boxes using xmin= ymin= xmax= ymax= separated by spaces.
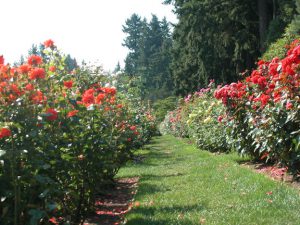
xmin=117 ymin=135 xmax=300 ymax=225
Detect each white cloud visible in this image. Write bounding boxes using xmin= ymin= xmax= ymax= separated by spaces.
xmin=0 ymin=0 xmax=177 ymax=71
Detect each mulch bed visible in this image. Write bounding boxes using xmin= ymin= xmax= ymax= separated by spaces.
xmin=241 ymin=162 xmax=300 ymax=189
xmin=84 ymin=177 xmax=139 ymax=225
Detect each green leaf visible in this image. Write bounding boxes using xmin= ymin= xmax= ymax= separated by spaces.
xmin=61 ymin=153 xmax=73 ymax=161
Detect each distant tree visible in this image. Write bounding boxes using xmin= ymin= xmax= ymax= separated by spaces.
xmin=113 ymin=61 xmax=121 ymax=73
xmin=122 ymin=13 xmax=144 ymax=76
xmin=65 ymin=54 xmax=78 ymax=72
xmin=122 ymin=14 xmax=174 ymax=101
xmin=167 ymin=0 xmax=259 ymax=96
xmin=28 ymin=44 xmax=39 ymax=56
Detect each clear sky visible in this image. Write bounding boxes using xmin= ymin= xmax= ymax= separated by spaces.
xmin=0 ymin=0 xmax=177 ymax=71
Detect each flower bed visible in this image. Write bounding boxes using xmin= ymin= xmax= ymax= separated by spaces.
xmin=0 ymin=40 xmax=156 ymax=224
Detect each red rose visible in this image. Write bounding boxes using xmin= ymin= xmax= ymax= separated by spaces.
xmin=67 ymin=110 xmax=79 ymax=118
xmin=0 ymin=55 xmax=4 ymax=65
xmin=63 ymin=80 xmax=73 ymax=89
xmin=130 ymin=126 xmax=136 ymax=131
xmin=286 ymin=102 xmax=293 ymax=110
xmin=44 ymin=39 xmax=54 ymax=48
xmin=18 ymin=64 xmax=31 ymax=74
xmin=0 ymin=128 xmax=11 ymax=138
xmin=46 ymin=108 xmax=58 ymax=121
xmin=28 ymin=55 xmax=43 ymax=66
xmin=25 ymin=83 xmax=34 ymax=91
xmin=29 ymin=68 xmax=45 ymax=80
xmin=49 ymin=66 xmax=56 ymax=72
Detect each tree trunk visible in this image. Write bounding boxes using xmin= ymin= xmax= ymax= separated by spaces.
xmin=257 ymin=0 xmax=270 ymax=52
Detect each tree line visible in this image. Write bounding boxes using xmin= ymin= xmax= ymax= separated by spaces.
xmin=121 ymin=0 xmax=300 ymax=98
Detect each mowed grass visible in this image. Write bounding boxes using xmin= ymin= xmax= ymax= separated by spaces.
xmin=117 ymin=135 xmax=300 ymax=225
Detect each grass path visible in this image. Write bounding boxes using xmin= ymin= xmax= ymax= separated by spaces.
xmin=117 ymin=135 xmax=300 ymax=225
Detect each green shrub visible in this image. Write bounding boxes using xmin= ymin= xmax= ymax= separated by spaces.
xmin=160 ymin=83 xmax=229 ymax=152
xmin=262 ymin=25 xmax=300 ymax=61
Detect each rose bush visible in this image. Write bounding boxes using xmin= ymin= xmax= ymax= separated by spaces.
xmin=160 ymin=81 xmax=229 ymax=152
xmin=161 ymin=40 xmax=299 ymax=176
xmin=0 ymin=40 xmax=156 ymax=224
xmin=214 ymin=39 xmax=300 ymax=174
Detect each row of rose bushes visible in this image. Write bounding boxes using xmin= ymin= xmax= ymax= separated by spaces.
xmin=0 ymin=40 xmax=157 ymax=225
xmin=160 ymin=39 xmax=300 ymax=175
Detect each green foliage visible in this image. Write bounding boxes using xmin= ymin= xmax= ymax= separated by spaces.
xmin=152 ymin=96 xmax=177 ymax=123
xmin=186 ymin=93 xmax=229 ymax=152
xmin=0 ymin=41 xmax=157 ymax=224
xmin=64 ymin=54 xmax=78 ymax=72
xmin=290 ymin=0 xmax=300 ymax=34
xmin=264 ymin=0 xmax=296 ymax=47
xmin=168 ymin=0 xmax=260 ymax=96
xmin=262 ymin=25 xmax=300 ymax=61
xmin=160 ymin=83 xmax=229 ymax=152
xmin=214 ymin=39 xmax=300 ymax=174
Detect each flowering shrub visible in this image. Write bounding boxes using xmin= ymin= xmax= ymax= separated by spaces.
xmin=160 ymin=81 xmax=229 ymax=152
xmin=159 ymin=105 xmax=189 ymax=138
xmin=161 ymin=40 xmax=299 ymax=174
xmin=0 ymin=40 xmax=156 ymax=224
xmin=214 ymin=39 xmax=300 ymax=173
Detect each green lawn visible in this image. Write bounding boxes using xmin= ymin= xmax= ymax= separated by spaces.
xmin=117 ymin=135 xmax=300 ymax=225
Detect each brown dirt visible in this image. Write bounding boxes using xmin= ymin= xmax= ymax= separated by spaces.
xmin=84 ymin=177 xmax=139 ymax=225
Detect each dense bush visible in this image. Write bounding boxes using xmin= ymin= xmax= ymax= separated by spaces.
xmin=215 ymin=39 xmax=300 ymax=173
xmin=262 ymin=25 xmax=300 ymax=61
xmin=152 ymin=96 xmax=177 ymax=123
xmin=0 ymin=40 xmax=156 ymax=225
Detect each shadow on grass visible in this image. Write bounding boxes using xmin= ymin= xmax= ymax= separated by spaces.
xmin=135 ymin=182 xmax=168 ymax=196
xmin=141 ymin=173 xmax=185 ymax=180
xmin=126 ymin=204 xmax=206 ymax=225
xmin=130 ymin=144 xmax=174 ymax=167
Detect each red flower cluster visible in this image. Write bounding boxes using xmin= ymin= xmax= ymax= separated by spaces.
xmin=0 ymin=127 xmax=11 ymax=138
xmin=67 ymin=110 xmax=79 ymax=118
xmin=28 ymin=55 xmax=43 ymax=66
xmin=214 ymin=82 xmax=246 ymax=105
xmin=81 ymin=86 xmax=117 ymax=107
xmin=46 ymin=108 xmax=58 ymax=121
xmin=101 ymin=87 xmax=116 ymax=95
xmin=49 ymin=66 xmax=56 ymax=72
xmin=18 ymin=64 xmax=31 ymax=74
xmin=63 ymin=80 xmax=73 ymax=89
xmin=0 ymin=55 xmax=4 ymax=65
xmin=215 ymin=40 xmax=300 ymax=109
xmin=29 ymin=68 xmax=45 ymax=80
xmin=44 ymin=39 xmax=54 ymax=48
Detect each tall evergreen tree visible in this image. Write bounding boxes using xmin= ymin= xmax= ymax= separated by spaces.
xmin=122 ymin=14 xmax=174 ymax=101
xmin=113 ymin=61 xmax=121 ymax=73
xmin=65 ymin=54 xmax=78 ymax=72
xmin=122 ymin=13 xmax=145 ymax=76
xmin=167 ymin=0 xmax=260 ymax=96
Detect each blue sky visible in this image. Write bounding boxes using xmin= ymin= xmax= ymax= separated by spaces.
xmin=0 ymin=0 xmax=177 ymax=71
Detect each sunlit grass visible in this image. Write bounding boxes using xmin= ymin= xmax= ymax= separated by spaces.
xmin=117 ymin=135 xmax=300 ymax=225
